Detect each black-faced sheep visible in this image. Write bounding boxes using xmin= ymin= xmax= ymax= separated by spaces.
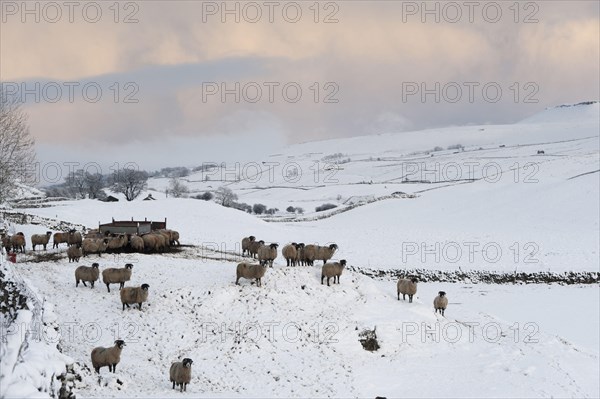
xmin=236 ymin=262 xmax=267 ymax=287
xmin=397 ymin=278 xmax=418 ymax=302
xmin=102 ymin=264 xmax=133 ymax=292
xmin=434 ymin=291 xmax=448 ymax=316
xmin=91 ymin=340 xmax=125 ymax=373
xmin=31 ymin=231 xmax=52 ymax=251
xmin=258 ymin=243 xmax=278 ymax=267
xmin=120 ymin=283 xmax=149 ymax=311
xmin=282 ymin=243 xmax=298 ymax=266
xmin=170 ymin=358 xmax=193 ymax=392
xmin=67 ymin=245 xmax=82 ymax=262
xmin=248 ymin=239 xmax=264 ymax=259
xmin=75 ymin=263 xmax=100 ymax=288
xmin=321 ymin=259 xmax=346 ymax=286
xmin=241 ymin=235 xmax=256 ymax=256
xmin=316 ymin=244 xmax=338 ymax=264
xmin=82 ymin=238 xmax=109 ymax=257
xmin=67 ymin=230 xmax=82 ymax=248
xmin=10 ymin=233 xmax=25 ymax=253
xmin=53 ymin=232 xmax=69 ymax=249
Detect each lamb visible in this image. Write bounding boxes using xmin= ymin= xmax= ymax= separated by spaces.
xmin=129 ymin=235 xmax=144 ymax=252
xmin=31 ymin=231 xmax=52 ymax=251
xmin=321 ymin=259 xmax=346 ymax=286
xmin=241 ymin=235 xmax=255 ymax=256
xmin=102 ymin=263 xmax=133 ymax=292
xmin=52 ymin=232 xmax=69 ymax=249
xmin=10 ymin=233 xmax=25 ymax=253
xmin=235 ymin=262 xmax=267 ymax=287
xmin=258 ymin=243 xmax=278 ymax=267
xmin=434 ymin=291 xmax=448 ymax=316
xmin=120 ymin=284 xmax=150 ymax=310
xmin=282 ymin=243 xmax=298 ymax=266
xmin=170 ymin=358 xmax=193 ymax=392
xmin=91 ymin=340 xmax=125 ymax=373
xmin=397 ymin=277 xmax=418 ymax=303
xmin=67 ymin=230 xmax=82 ymax=248
xmin=75 ymin=263 xmax=100 ymax=288
xmin=316 ymin=244 xmax=338 ymax=264
xmin=67 ymin=244 xmax=82 ymax=262
xmin=82 ymin=238 xmax=109 ymax=257
xmin=248 ymin=240 xmax=264 ymax=259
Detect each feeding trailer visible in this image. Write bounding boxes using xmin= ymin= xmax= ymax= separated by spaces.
xmin=98 ymin=217 xmax=167 ymax=235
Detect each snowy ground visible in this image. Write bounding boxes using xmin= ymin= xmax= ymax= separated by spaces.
xmin=2 ymin=102 xmax=599 ymax=397
xmin=8 ymin=250 xmax=600 ymax=398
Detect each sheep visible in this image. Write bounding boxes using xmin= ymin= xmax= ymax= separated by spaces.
xmin=142 ymin=233 xmax=157 ymax=253
xmin=67 ymin=230 xmax=82 ymax=248
xmin=165 ymin=229 xmax=180 ymax=246
xmin=321 ymin=259 xmax=346 ymax=286
xmin=170 ymin=358 xmax=193 ymax=392
xmin=241 ymin=235 xmax=256 ymax=256
xmin=258 ymin=243 xmax=278 ymax=267
xmin=10 ymin=233 xmax=25 ymax=253
xmin=1 ymin=234 xmax=10 ymax=254
xmin=397 ymin=277 xmax=418 ymax=303
xmin=82 ymin=238 xmax=109 ymax=257
xmin=316 ymin=244 xmax=338 ymax=264
xmin=282 ymin=243 xmax=298 ymax=266
xmin=31 ymin=231 xmax=52 ymax=251
xmin=434 ymin=291 xmax=448 ymax=316
xmin=296 ymin=243 xmax=306 ymax=266
xmin=52 ymin=232 xmax=69 ymax=249
xmin=102 ymin=263 xmax=133 ymax=292
xmin=120 ymin=283 xmax=149 ymax=311
xmin=303 ymin=244 xmax=317 ymax=266
xmin=235 ymin=262 xmax=267 ymax=287
xmin=75 ymin=263 xmax=100 ymax=288
xmin=91 ymin=340 xmax=125 ymax=373
xmin=129 ymin=235 xmax=144 ymax=252
xmin=67 ymin=244 xmax=82 ymax=262
xmin=107 ymin=234 xmax=127 ymax=252
xmin=248 ymin=239 xmax=264 ymax=259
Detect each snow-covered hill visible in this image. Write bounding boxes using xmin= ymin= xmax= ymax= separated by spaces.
xmin=2 ymin=102 xmax=599 ymax=398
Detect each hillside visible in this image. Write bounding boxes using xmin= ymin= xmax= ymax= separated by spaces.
xmin=1 ymin=102 xmax=599 ymax=398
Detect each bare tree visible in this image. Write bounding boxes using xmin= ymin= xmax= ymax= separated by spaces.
xmin=111 ymin=168 xmax=148 ymax=201
xmin=85 ymin=172 xmax=105 ymax=199
xmin=65 ymin=169 xmax=87 ymax=199
xmin=168 ymin=177 xmax=189 ymax=198
xmin=214 ymin=186 xmax=237 ymax=207
xmin=0 ymin=89 xmax=36 ymax=203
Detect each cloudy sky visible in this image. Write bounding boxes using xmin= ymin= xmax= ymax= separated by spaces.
xmin=1 ymin=0 xmax=598 ymax=174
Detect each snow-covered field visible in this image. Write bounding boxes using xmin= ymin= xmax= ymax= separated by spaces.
xmin=1 ymin=102 xmax=599 ymax=397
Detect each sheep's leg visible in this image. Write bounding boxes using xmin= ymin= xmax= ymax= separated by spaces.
xmin=441 ymin=309 xmax=445 ymax=316
xmin=402 ymin=294 xmax=406 ymax=300
xmin=106 ymin=284 xmax=111 ymax=293
xmin=76 ymin=280 xmax=79 ymax=287
xmin=91 ymin=281 xmax=95 ymax=288
xmin=95 ymin=367 xmax=100 ymax=373
xmin=112 ymin=363 xmax=117 ymax=373
xmin=82 ymin=281 xmax=87 ymax=287
xmin=409 ymin=295 xmax=413 ymax=303
xmin=119 ymin=282 xmax=124 ymax=289
xmin=327 ymin=277 xmax=331 ymax=287
xmin=138 ymin=303 xmax=143 ymax=311
xmin=172 ymin=381 xmax=176 ymax=389
xmin=321 ymin=275 xmax=325 ymax=285
xmin=397 ymin=292 xmax=400 ymax=300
